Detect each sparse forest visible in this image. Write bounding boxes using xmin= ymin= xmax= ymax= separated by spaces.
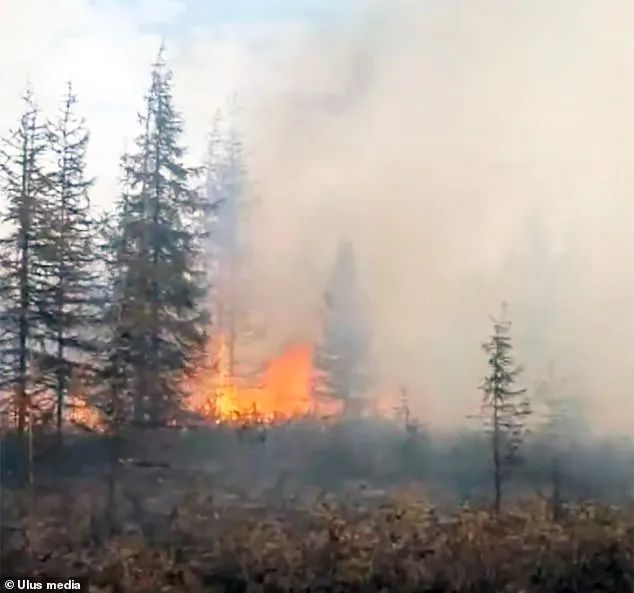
xmin=1 ymin=47 xmax=634 ymax=593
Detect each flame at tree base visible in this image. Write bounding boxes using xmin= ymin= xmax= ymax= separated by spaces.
xmin=184 ymin=335 xmax=342 ymax=424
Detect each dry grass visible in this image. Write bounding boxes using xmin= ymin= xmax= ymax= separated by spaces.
xmin=2 ymin=484 xmax=634 ymax=593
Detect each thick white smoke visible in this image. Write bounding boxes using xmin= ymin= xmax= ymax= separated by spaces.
xmin=226 ymin=0 xmax=634 ymax=433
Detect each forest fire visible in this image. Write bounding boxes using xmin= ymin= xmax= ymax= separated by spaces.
xmin=67 ymin=392 xmax=106 ymax=433
xmin=184 ymin=334 xmax=343 ymax=424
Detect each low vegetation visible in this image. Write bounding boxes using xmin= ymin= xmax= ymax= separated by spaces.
xmin=2 ymin=422 xmax=634 ymax=593
xmin=2 ymin=482 xmax=634 ymax=593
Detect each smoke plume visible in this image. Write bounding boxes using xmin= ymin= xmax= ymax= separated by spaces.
xmin=212 ymin=0 xmax=634 ymax=432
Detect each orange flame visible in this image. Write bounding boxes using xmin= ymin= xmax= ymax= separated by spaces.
xmin=185 ymin=334 xmax=342 ymax=423
xmin=66 ymin=373 xmax=107 ymax=432
xmin=67 ymin=392 xmax=106 ymax=432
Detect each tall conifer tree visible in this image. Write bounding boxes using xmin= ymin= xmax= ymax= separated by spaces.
xmin=107 ymin=47 xmax=209 ymax=426
xmin=0 ymin=88 xmax=51 ymax=432
xmin=39 ymin=83 xmax=97 ymax=436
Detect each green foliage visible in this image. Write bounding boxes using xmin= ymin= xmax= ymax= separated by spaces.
xmin=37 ymin=83 xmax=98 ymax=432
xmin=479 ymin=304 xmax=531 ymax=513
xmin=0 ymin=88 xmax=53 ymax=430
xmin=104 ymin=47 xmax=210 ymax=426
xmin=480 ymin=305 xmax=530 ymax=458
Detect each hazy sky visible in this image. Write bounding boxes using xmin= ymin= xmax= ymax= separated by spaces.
xmin=3 ymin=0 xmax=634 ymax=433
xmin=0 ymin=0 xmax=357 ymax=207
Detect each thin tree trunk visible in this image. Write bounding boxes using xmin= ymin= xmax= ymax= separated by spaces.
xmin=106 ymin=386 xmax=123 ymax=535
xmin=55 ymin=304 xmax=65 ymax=444
xmin=17 ymin=116 xmax=35 ymax=434
xmin=55 ymin=146 xmax=68 ymax=441
xmin=27 ymin=406 xmax=34 ymax=486
xmin=17 ymin=203 xmax=29 ymax=434
xmin=55 ymin=340 xmax=64 ymax=441
xmin=492 ymin=392 xmax=502 ymax=515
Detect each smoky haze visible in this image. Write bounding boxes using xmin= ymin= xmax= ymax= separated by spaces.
xmin=225 ymin=0 xmax=634 ymax=433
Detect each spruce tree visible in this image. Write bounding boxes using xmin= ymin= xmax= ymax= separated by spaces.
xmin=479 ymin=303 xmax=530 ymax=514
xmin=108 ymin=47 xmax=209 ymax=426
xmin=0 ymin=88 xmax=52 ymax=432
xmin=314 ymin=240 xmax=372 ymax=415
xmin=38 ymin=83 xmax=97 ymax=436
xmin=95 ymin=149 xmax=143 ymax=433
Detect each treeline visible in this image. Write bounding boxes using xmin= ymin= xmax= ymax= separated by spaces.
xmin=0 ymin=44 xmax=382 ymax=437
xmin=0 ymin=47 xmax=613 ymax=518
xmin=0 ymin=45 xmax=383 ymax=438
xmin=0 ymin=48 xmax=219 ymax=435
